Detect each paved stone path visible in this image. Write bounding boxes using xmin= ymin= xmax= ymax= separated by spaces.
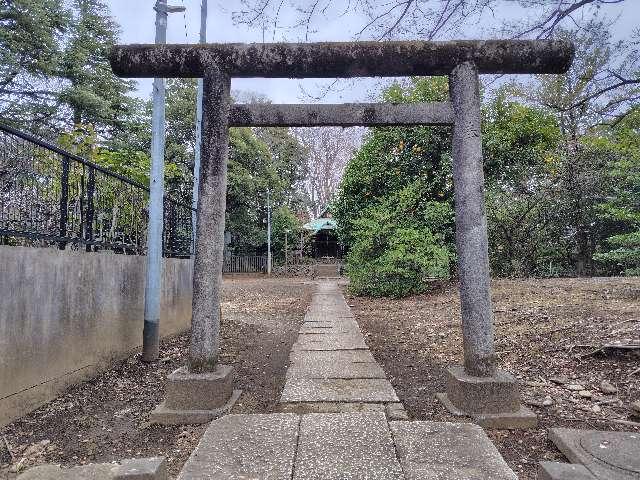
xmin=176 ymin=281 xmax=518 ymax=479
xmin=279 ymin=281 xmax=405 ymax=416
xmin=177 ymin=411 xmax=517 ymax=480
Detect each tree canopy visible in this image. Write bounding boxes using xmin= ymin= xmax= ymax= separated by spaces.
xmin=0 ymin=0 xmax=136 ymax=136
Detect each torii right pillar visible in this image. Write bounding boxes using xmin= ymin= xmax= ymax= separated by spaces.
xmin=436 ymin=61 xmax=538 ymax=429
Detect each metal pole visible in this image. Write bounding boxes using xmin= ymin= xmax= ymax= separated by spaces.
xmin=142 ymin=0 xmax=184 ymax=362
xmin=191 ymin=0 xmax=208 ymax=253
xmin=266 ymin=188 xmax=272 ymax=275
xmin=284 ymin=230 xmax=288 ymax=272
xmin=58 ymin=156 xmax=69 ymax=250
xmin=449 ymin=61 xmax=496 ymax=377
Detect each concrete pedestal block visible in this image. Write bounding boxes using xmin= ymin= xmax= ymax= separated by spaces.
xmin=436 ymin=365 xmax=537 ymax=429
xmin=445 ymin=366 xmax=520 ymax=413
xmin=164 ymin=365 xmax=234 ymax=410
xmin=150 ymin=365 xmax=241 ymax=425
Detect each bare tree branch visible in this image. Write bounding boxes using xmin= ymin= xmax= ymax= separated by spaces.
xmin=292 ymin=126 xmax=364 ymax=217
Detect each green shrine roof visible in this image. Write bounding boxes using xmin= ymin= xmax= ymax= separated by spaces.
xmin=303 ymin=218 xmax=337 ymax=234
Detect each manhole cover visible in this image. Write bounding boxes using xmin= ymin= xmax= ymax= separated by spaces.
xmin=579 ymin=431 xmax=640 ymax=474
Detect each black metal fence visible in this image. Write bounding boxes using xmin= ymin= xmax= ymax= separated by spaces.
xmin=223 ymin=255 xmax=267 ymax=273
xmin=0 ymin=123 xmax=194 ymax=257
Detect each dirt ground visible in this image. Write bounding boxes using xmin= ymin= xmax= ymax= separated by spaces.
xmin=349 ymin=277 xmax=640 ymax=480
xmin=0 ymin=277 xmax=313 ymax=479
xmin=3 ymin=276 xmax=639 ymax=480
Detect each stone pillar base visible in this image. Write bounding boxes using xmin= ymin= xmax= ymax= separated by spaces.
xmin=150 ymin=365 xmax=241 ymax=425
xmin=436 ymin=365 xmax=537 ymax=429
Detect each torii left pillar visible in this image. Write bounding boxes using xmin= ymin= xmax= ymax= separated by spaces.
xmin=150 ymin=66 xmax=241 ymax=424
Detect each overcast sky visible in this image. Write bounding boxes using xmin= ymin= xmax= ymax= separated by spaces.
xmin=105 ymin=0 xmax=638 ymax=104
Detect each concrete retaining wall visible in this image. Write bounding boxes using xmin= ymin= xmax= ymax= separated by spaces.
xmin=0 ymin=246 xmax=193 ymax=427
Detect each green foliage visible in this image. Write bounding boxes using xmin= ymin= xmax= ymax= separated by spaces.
xmin=482 ymin=91 xmax=561 ymax=183
xmin=486 ymin=184 xmax=566 ymax=277
xmin=595 ymin=231 xmax=640 ymax=275
xmin=0 ymin=0 xmax=67 ymax=125
xmin=593 ymin=108 xmax=640 ymax=275
xmin=271 ymin=206 xmax=302 ymax=261
xmin=335 ymin=77 xmax=455 ymax=297
xmin=339 ymin=70 xmax=640 ymax=288
xmin=0 ymin=0 xmax=136 ymax=135
xmin=347 ymin=198 xmax=451 ymax=298
xmin=334 ymin=77 xmax=453 ymax=248
xmin=255 ymin=127 xmax=308 ymax=203
xmin=58 ymin=124 xmax=151 ymax=186
xmin=486 ymin=130 xmax=620 ymax=277
xmin=482 ymin=93 xmax=567 ymax=276
xmin=57 ymin=0 xmax=136 ymax=132
xmin=225 ymin=127 xmax=273 ymax=250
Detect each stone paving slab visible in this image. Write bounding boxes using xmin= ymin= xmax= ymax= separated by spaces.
xmin=302 ymin=316 xmax=352 ymax=323
xmin=278 ymin=402 xmax=388 ymax=414
xmin=390 ymin=421 xmax=518 ymax=480
xmin=301 ymin=318 xmax=360 ymax=327
xmin=286 ymin=351 xmax=386 ymax=379
xmin=294 ymin=412 xmax=404 ymax=480
xmin=298 ymin=325 xmax=362 ymax=335
xmin=302 ymin=319 xmax=358 ymax=327
xmin=281 ymin=378 xmax=399 ymax=403
xmin=549 ymin=428 xmax=640 ymax=480
xmin=300 ymin=319 xmax=339 ymax=325
xmin=289 ymin=348 xmax=377 ymax=364
xmin=177 ymin=414 xmax=299 ymax=480
xmin=283 ymin=281 xmax=401 ymax=410
xmin=303 ymin=314 xmax=353 ymax=321
xmin=293 ymin=333 xmax=368 ymax=350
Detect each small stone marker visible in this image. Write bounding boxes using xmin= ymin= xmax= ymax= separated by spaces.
xmin=549 ymin=428 xmax=640 ymax=479
xmin=599 ymin=380 xmax=618 ymax=394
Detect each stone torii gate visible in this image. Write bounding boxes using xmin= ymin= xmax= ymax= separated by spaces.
xmin=110 ymin=40 xmax=573 ymax=426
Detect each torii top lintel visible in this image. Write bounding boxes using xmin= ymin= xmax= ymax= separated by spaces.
xmin=109 ymin=39 xmax=574 ymax=79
